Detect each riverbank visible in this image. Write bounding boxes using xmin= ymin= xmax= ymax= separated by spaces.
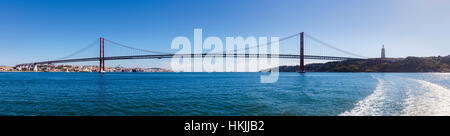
xmin=263 ymin=55 xmax=450 ymax=72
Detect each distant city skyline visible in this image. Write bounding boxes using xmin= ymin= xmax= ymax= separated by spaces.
xmin=1 ymin=0 xmax=449 ymax=69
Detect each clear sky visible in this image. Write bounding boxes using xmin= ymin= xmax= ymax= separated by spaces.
xmin=1 ymin=0 xmax=449 ymax=68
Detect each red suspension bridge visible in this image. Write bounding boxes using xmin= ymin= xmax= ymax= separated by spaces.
xmin=15 ymin=32 xmax=366 ymax=72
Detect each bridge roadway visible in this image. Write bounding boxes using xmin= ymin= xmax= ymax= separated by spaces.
xmin=16 ymin=54 xmax=362 ymax=67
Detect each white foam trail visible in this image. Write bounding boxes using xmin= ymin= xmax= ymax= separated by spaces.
xmin=401 ymin=79 xmax=450 ymax=116
xmin=339 ymin=76 xmax=388 ymax=116
xmin=341 ymin=76 xmax=450 ymax=116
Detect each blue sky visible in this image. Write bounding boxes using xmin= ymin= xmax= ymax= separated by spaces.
xmin=0 ymin=0 xmax=449 ymax=68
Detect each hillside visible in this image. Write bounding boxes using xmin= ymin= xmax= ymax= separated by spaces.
xmin=263 ymin=55 xmax=450 ymax=72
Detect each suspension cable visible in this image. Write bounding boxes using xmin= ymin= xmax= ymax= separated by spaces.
xmin=57 ymin=39 xmax=99 ymax=60
xmin=220 ymin=33 xmax=300 ymax=54
xmin=304 ymin=33 xmax=367 ymax=58
xmin=104 ymin=39 xmax=171 ymax=55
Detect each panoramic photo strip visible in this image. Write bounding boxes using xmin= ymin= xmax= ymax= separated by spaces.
xmin=0 ymin=0 xmax=449 ymax=135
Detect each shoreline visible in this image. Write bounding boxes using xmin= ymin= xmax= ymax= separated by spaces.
xmin=1 ymin=71 xmax=449 ymax=73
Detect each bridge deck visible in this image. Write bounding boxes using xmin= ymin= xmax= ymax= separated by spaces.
xmin=16 ymin=54 xmax=362 ymax=66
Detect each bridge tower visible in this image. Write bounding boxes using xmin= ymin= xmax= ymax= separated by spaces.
xmin=99 ymin=37 xmax=105 ymax=72
xmin=299 ymin=32 xmax=305 ymax=73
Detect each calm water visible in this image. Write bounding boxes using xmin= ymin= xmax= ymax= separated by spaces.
xmin=0 ymin=72 xmax=449 ymax=116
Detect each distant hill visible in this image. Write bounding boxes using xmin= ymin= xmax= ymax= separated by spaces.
xmin=262 ymin=55 xmax=450 ymax=72
xmin=0 ymin=66 xmax=14 ymax=71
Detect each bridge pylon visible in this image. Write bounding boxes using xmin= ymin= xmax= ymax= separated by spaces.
xmin=99 ymin=37 xmax=105 ymax=72
xmin=299 ymin=32 xmax=305 ymax=73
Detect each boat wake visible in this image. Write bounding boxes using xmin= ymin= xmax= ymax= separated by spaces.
xmin=402 ymin=79 xmax=450 ymax=116
xmin=340 ymin=74 xmax=450 ymax=116
xmin=339 ymin=76 xmax=392 ymax=116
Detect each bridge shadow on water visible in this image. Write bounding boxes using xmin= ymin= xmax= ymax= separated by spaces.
xmin=94 ymin=73 xmax=108 ymax=115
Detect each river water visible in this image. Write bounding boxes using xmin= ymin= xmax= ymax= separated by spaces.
xmin=0 ymin=72 xmax=448 ymax=116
